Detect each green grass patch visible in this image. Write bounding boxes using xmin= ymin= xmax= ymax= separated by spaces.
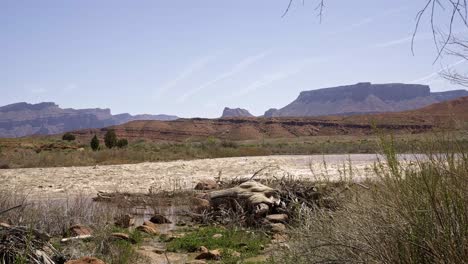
xmin=167 ymin=226 xmax=270 ymax=262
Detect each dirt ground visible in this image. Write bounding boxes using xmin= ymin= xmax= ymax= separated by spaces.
xmin=0 ymin=154 xmax=418 ymax=199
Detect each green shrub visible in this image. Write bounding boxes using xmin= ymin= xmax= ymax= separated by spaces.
xmin=90 ymin=135 xmax=100 ymax=151
xmin=62 ymin=132 xmax=76 ymax=141
xmin=104 ymin=129 xmax=117 ymax=149
xmin=116 ymin=139 xmax=128 ymax=148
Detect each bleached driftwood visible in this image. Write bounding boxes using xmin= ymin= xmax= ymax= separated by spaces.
xmin=60 ymin=234 xmax=93 ymax=243
xmin=208 ymin=181 xmax=281 ymax=216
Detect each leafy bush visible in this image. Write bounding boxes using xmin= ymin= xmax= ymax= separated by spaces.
xmin=104 ymin=130 xmax=117 ymax=149
xmin=62 ymin=132 xmax=76 ymax=141
xmin=116 ymin=139 xmax=128 ymax=148
xmin=90 ymin=135 xmax=100 ymax=151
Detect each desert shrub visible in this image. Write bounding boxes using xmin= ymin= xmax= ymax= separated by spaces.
xmin=221 ymin=140 xmax=238 ymax=148
xmin=90 ymin=135 xmax=100 ymax=151
xmin=62 ymin=132 xmax=76 ymax=141
xmin=116 ymin=139 xmax=128 ymax=148
xmin=0 ymin=160 xmax=9 ymax=169
xmin=273 ymin=137 xmax=468 ymax=264
xmin=104 ymin=129 xmax=117 ymax=149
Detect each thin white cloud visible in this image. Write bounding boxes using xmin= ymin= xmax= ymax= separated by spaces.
xmin=376 ymin=36 xmax=413 ymax=48
xmin=328 ymin=7 xmax=405 ymax=36
xmin=375 ymin=33 xmax=433 ymax=48
xmin=230 ymin=58 xmax=319 ymax=99
xmin=177 ymin=50 xmax=271 ymax=103
xmin=154 ymin=55 xmax=216 ymax=98
xmin=410 ymin=59 xmax=466 ymax=84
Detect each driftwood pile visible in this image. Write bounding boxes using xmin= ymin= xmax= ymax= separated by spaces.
xmin=195 ymin=174 xmax=349 ymax=227
xmin=0 ymin=223 xmax=63 ymax=264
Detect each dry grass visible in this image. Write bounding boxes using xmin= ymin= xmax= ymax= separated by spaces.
xmin=2 ymin=132 xmax=467 ymax=168
xmin=272 ymin=136 xmax=468 ymax=264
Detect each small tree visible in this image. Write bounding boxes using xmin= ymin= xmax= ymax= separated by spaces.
xmin=104 ymin=129 xmax=117 ymax=149
xmin=117 ymin=138 xmax=128 ymax=148
xmin=62 ymin=132 xmax=76 ymax=141
xmin=90 ymin=135 xmax=99 ymax=151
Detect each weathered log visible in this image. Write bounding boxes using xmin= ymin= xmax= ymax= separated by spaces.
xmin=208 ymin=181 xmax=281 ymax=206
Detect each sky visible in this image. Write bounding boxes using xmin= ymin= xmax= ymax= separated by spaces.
xmin=1 ymin=0 xmax=467 ymax=118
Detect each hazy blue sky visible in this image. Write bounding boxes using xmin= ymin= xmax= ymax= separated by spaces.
xmin=1 ymin=0 xmax=466 ymax=117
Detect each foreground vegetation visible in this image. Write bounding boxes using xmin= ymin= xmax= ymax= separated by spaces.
xmin=0 ymin=135 xmax=467 ymax=263
xmin=273 ymin=137 xmax=468 ymax=264
xmin=1 ymin=132 xmax=467 ymax=168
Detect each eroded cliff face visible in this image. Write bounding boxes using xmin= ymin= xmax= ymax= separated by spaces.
xmin=221 ymin=107 xmax=254 ymax=118
xmin=0 ymin=102 xmax=178 ymax=137
xmin=264 ymin=83 xmax=468 ymax=117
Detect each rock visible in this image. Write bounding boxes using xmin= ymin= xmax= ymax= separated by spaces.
xmin=150 ymin=214 xmax=172 ymax=224
xmin=65 ymin=257 xmax=106 ymax=264
xmin=68 ymin=225 xmax=92 ymax=236
xmin=186 ymin=260 xmax=207 ymax=264
xmin=191 ymin=197 xmax=210 ymax=213
xmin=195 ymin=193 xmax=209 ymax=200
xmin=269 ymin=223 xmax=286 ymax=234
xmin=137 ymin=225 xmax=159 ymax=235
xmin=221 ymin=107 xmax=254 ymax=118
xmin=194 ymin=179 xmax=219 ymax=190
xmin=198 ymin=246 xmax=209 ymax=253
xmin=143 ymin=220 xmax=159 ymax=230
xmin=195 ymin=249 xmax=221 ymax=260
xmin=212 ymin=233 xmax=223 ymax=239
xmin=114 ymin=214 xmax=135 ymax=228
xmin=139 ymin=245 xmax=166 ymax=254
xmin=272 ymin=233 xmax=289 ymax=243
xmin=266 ymin=214 xmax=288 ymax=223
xmin=111 ymin=233 xmax=136 ymax=244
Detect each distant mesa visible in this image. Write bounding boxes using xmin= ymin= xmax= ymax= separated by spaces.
xmin=221 ymin=107 xmax=254 ymax=118
xmin=0 ymin=102 xmax=178 ymax=138
xmin=264 ymin=82 xmax=468 ymax=117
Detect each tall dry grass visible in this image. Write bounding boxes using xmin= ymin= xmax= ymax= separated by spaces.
xmin=273 ymin=136 xmax=468 ymax=264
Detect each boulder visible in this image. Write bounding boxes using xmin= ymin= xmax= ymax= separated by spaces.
xmin=150 ymin=214 xmax=172 ymax=224
xmin=137 ymin=224 xmax=159 ymax=235
xmin=111 ymin=233 xmax=136 ymax=243
xmin=194 ymin=179 xmax=219 ymax=190
xmin=266 ymin=214 xmax=288 ymax=223
xmin=269 ymin=223 xmax=286 ymax=234
xmin=191 ymin=197 xmax=211 ymax=213
xmin=65 ymin=257 xmax=106 ymax=264
xmin=195 ymin=249 xmax=221 ymax=260
xmin=186 ymin=260 xmax=207 ymax=264
xmin=198 ymin=246 xmax=209 ymax=253
xmin=114 ymin=214 xmax=135 ymax=228
xmin=143 ymin=220 xmax=159 ymax=230
xmin=68 ymin=225 xmax=92 ymax=236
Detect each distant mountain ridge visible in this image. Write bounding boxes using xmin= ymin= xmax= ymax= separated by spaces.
xmin=264 ymin=82 xmax=468 ymax=117
xmin=0 ymin=102 xmax=178 ymax=138
xmin=221 ymin=107 xmax=254 ymax=118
